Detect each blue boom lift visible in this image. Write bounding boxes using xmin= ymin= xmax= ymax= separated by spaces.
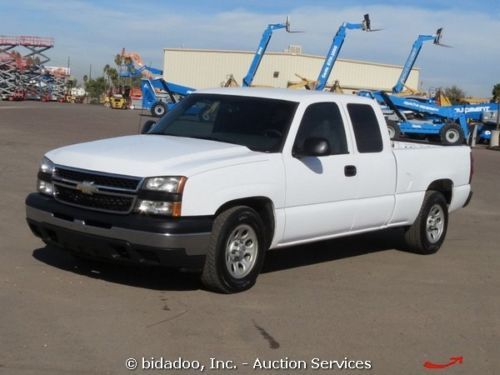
xmin=315 ymin=14 xmax=378 ymax=91
xmin=392 ymin=28 xmax=446 ymax=94
xmin=242 ymin=17 xmax=298 ymax=87
xmin=358 ymin=28 xmax=445 ymax=103
xmin=384 ymin=93 xmax=497 ymax=144
xmin=142 ymin=77 xmax=195 ymax=117
xmin=118 ymin=51 xmax=195 ymax=117
xmin=356 ymin=29 xmax=495 ymax=144
xmin=126 ymin=18 xmax=295 ymax=118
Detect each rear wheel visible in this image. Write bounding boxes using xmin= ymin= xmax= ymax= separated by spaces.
xmin=440 ymin=123 xmax=464 ymax=145
xmin=201 ymin=206 xmax=266 ymax=293
xmin=151 ymin=101 xmax=167 ymax=117
xmin=403 ymin=191 xmax=448 ymax=254
xmin=387 ymin=121 xmax=400 ymax=140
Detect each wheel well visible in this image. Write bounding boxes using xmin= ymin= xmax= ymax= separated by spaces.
xmin=215 ymin=197 xmax=275 ymax=248
xmin=427 ymin=179 xmax=453 ymax=204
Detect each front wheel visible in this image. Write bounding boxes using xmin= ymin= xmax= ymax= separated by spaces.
xmin=403 ymin=191 xmax=448 ymax=254
xmin=440 ymin=123 xmax=465 ymax=145
xmin=387 ymin=120 xmax=400 ymax=140
xmin=201 ymin=206 xmax=266 ymax=293
xmin=151 ymin=101 xmax=167 ymax=117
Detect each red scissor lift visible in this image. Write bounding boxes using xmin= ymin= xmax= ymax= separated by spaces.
xmin=0 ymin=35 xmax=55 ymax=100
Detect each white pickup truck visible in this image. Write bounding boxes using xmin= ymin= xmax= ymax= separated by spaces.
xmin=26 ymin=88 xmax=473 ymax=293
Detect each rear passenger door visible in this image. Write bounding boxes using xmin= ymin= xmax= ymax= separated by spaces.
xmin=346 ymin=103 xmax=397 ymax=229
xmin=282 ymin=102 xmax=358 ymax=243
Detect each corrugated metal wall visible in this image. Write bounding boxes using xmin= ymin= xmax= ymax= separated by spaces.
xmin=163 ymin=48 xmax=420 ymax=92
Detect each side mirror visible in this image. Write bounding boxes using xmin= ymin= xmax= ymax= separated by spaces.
xmin=295 ymin=137 xmax=331 ymax=158
xmin=141 ymin=120 xmax=156 ymax=134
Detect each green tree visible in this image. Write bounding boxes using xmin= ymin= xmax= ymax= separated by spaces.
xmin=444 ymin=85 xmax=466 ymax=105
xmin=106 ymin=67 xmax=120 ymax=87
xmin=84 ymin=76 xmax=107 ymax=101
xmin=114 ymin=53 xmax=124 ymax=67
xmin=492 ymin=83 xmax=500 ymax=102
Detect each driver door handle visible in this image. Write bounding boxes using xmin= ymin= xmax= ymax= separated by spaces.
xmin=344 ymin=165 xmax=357 ymax=177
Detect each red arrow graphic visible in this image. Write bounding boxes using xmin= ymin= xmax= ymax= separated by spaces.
xmin=424 ymin=356 xmax=463 ymax=370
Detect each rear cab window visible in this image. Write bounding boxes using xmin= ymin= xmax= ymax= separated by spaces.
xmin=347 ymin=103 xmax=383 ymax=153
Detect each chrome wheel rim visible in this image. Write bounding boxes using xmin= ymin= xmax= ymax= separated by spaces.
xmin=154 ymin=106 xmax=165 ymax=116
xmin=426 ymin=204 xmax=445 ymax=243
xmin=445 ymin=129 xmax=459 ymax=143
xmin=225 ymin=224 xmax=258 ymax=279
xmin=388 ymin=126 xmax=395 ymax=139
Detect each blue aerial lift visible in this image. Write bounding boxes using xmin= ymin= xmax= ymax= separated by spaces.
xmin=124 ymin=18 xmax=295 ymax=118
xmin=384 ymin=93 xmax=497 ymax=144
xmin=141 ymin=78 xmax=195 ymax=117
xmin=315 ymin=14 xmax=378 ymax=91
xmin=241 ymin=17 xmax=298 ymax=87
xmin=118 ymin=51 xmax=195 ymax=117
xmin=392 ymin=28 xmax=446 ymax=94
xmin=355 ymin=29 xmax=495 ymax=144
xmin=358 ymin=28 xmax=445 ymax=103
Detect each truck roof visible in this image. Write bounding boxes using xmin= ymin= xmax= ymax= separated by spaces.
xmin=195 ymin=87 xmax=375 ymax=105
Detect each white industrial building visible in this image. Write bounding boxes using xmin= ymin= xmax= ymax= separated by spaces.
xmin=163 ymin=47 xmax=420 ymax=92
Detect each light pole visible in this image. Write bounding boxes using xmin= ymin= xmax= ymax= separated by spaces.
xmin=491 ymin=100 xmax=500 ymax=147
xmin=496 ymin=100 xmax=500 ymax=132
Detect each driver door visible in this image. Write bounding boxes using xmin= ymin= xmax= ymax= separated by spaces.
xmin=282 ymin=102 xmax=358 ymax=243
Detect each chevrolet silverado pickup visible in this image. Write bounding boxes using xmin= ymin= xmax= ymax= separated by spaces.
xmin=26 ymin=88 xmax=473 ymax=293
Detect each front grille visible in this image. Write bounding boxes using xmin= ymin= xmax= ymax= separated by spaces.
xmin=52 ymin=166 xmax=142 ymax=214
xmin=55 ymin=185 xmax=134 ymax=213
xmin=54 ymin=168 xmax=141 ymax=190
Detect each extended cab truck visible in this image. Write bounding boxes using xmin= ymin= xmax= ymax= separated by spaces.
xmin=26 ymin=88 xmax=473 ymax=293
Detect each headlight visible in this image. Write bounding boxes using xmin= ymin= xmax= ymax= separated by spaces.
xmin=136 ymin=176 xmax=186 ymax=216
xmin=135 ymin=200 xmax=182 ymax=216
xmin=143 ymin=176 xmax=186 ymax=193
xmin=37 ymin=157 xmax=55 ymax=196
xmin=38 ymin=180 xmax=54 ymax=195
xmin=40 ymin=157 xmax=55 ymax=174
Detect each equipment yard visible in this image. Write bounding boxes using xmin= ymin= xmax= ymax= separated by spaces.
xmin=0 ymin=101 xmax=498 ymax=374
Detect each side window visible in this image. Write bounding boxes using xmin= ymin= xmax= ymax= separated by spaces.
xmin=347 ymin=104 xmax=383 ymax=153
xmin=294 ymin=102 xmax=348 ymax=155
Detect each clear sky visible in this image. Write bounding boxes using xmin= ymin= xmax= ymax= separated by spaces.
xmin=1 ymin=0 xmax=499 ymax=96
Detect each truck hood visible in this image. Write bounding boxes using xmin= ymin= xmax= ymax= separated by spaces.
xmin=46 ymin=135 xmax=269 ymax=177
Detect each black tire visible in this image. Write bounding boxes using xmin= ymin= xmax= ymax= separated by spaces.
xmin=201 ymin=206 xmax=267 ymax=293
xmin=403 ymin=191 xmax=448 ymax=254
xmin=387 ymin=120 xmax=400 ymax=140
xmin=440 ymin=123 xmax=465 ymax=145
xmin=151 ymin=101 xmax=167 ymax=117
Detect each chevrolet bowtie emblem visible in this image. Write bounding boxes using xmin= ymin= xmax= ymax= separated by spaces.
xmin=76 ymin=181 xmax=98 ymax=195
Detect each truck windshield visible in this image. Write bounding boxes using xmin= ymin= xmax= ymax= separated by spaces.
xmin=150 ymin=94 xmax=298 ymax=152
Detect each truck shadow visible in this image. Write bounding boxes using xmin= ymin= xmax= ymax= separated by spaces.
xmin=32 ymin=246 xmax=201 ymax=291
xmin=262 ymin=228 xmax=406 ymax=273
xmin=32 ymin=228 xmax=406 ymax=290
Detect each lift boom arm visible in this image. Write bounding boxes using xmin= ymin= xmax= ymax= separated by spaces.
xmin=315 ymin=14 xmax=375 ymax=91
xmin=242 ymin=20 xmax=290 ymax=87
xmin=392 ymin=28 xmax=443 ymax=93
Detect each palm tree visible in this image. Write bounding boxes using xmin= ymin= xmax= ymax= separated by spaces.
xmin=492 ymin=83 xmax=500 ymax=102
xmin=103 ymin=64 xmax=111 ymax=87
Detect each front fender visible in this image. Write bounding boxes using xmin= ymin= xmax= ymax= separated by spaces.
xmin=181 ymin=157 xmax=285 ymax=216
